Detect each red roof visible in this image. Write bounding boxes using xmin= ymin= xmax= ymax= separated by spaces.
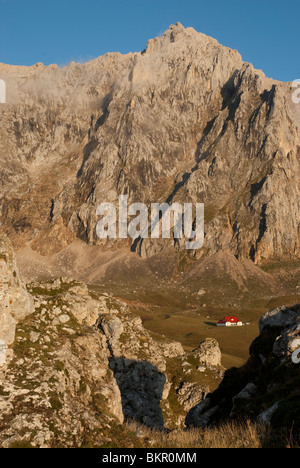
xmin=218 ymin=316 xmax=240 ymax=324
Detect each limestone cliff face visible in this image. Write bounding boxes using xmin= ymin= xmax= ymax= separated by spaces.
xmin=0 ymin=23 xmax=299 ymax=264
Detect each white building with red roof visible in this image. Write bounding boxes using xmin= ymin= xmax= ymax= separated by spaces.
xmin=217 ymin=316 xmax=243 ymax=327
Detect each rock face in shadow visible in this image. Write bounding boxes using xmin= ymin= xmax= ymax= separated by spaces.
xmin=97 ymin=299 xmax=224 ymax=429
xmin=0 ymin=23 xmax=299 ymax=265
xmin=185 ymin=304 xmax=300 ymax=435
xmin=110 ymin=358 xmax=166 ymax=429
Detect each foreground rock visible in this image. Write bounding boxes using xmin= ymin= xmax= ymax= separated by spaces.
xmin=186 ymin=304 xmax=300 ymax=435
xmin=0 ymin=240 xmax=224 ymax=447
xmin=0 ymin=279 xmax=124 ymax=448
xmin=0 ymin=236 xmax=34 ymax=351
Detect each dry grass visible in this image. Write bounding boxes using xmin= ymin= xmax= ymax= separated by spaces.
xmin=125 ymin=420 xmax=298 ymax=449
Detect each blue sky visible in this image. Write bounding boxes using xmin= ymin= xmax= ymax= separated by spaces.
xmin=0 ymin=0 xmax=298 ymax=82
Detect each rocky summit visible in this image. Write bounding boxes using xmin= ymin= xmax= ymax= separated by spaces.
xmin=0 ymin=23 xmax=300 ymax=448
xmin=0 ymin=22 xmax=299 ymax=268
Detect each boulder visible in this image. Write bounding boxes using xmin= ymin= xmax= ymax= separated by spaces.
xmin=101 ymin=316 xmax=124 ymax=341
xmin=259 ymin=305 xmax=300 ymax=333
xmin=192 ymin=338 xmax=222 ymax=368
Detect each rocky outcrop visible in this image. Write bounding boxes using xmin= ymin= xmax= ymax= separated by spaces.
xmin=259 ymin=304 xmax=300 ymax=333
xmin=0 ymin=240 xmax=223 ymax=446
xmin=0 ymin=236 xmax=34 ymax=358
xmin=186 ymin=304 xmax=300 ymax=434
xmin=0 ymin=275 xmax=125 ymax=447
xmin=192 ymin=338 xmax=222 ymax=369
xmin=177 ymin=382 xmax=209 ymax=412
xmin=96 ymin=294 xmax=221 ymax=429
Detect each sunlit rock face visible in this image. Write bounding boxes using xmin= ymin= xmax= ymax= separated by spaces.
xmin=0 ymin=23 xmax=299 ymax=265
xmin=0 ymin=236 xmax=34 ymax=354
